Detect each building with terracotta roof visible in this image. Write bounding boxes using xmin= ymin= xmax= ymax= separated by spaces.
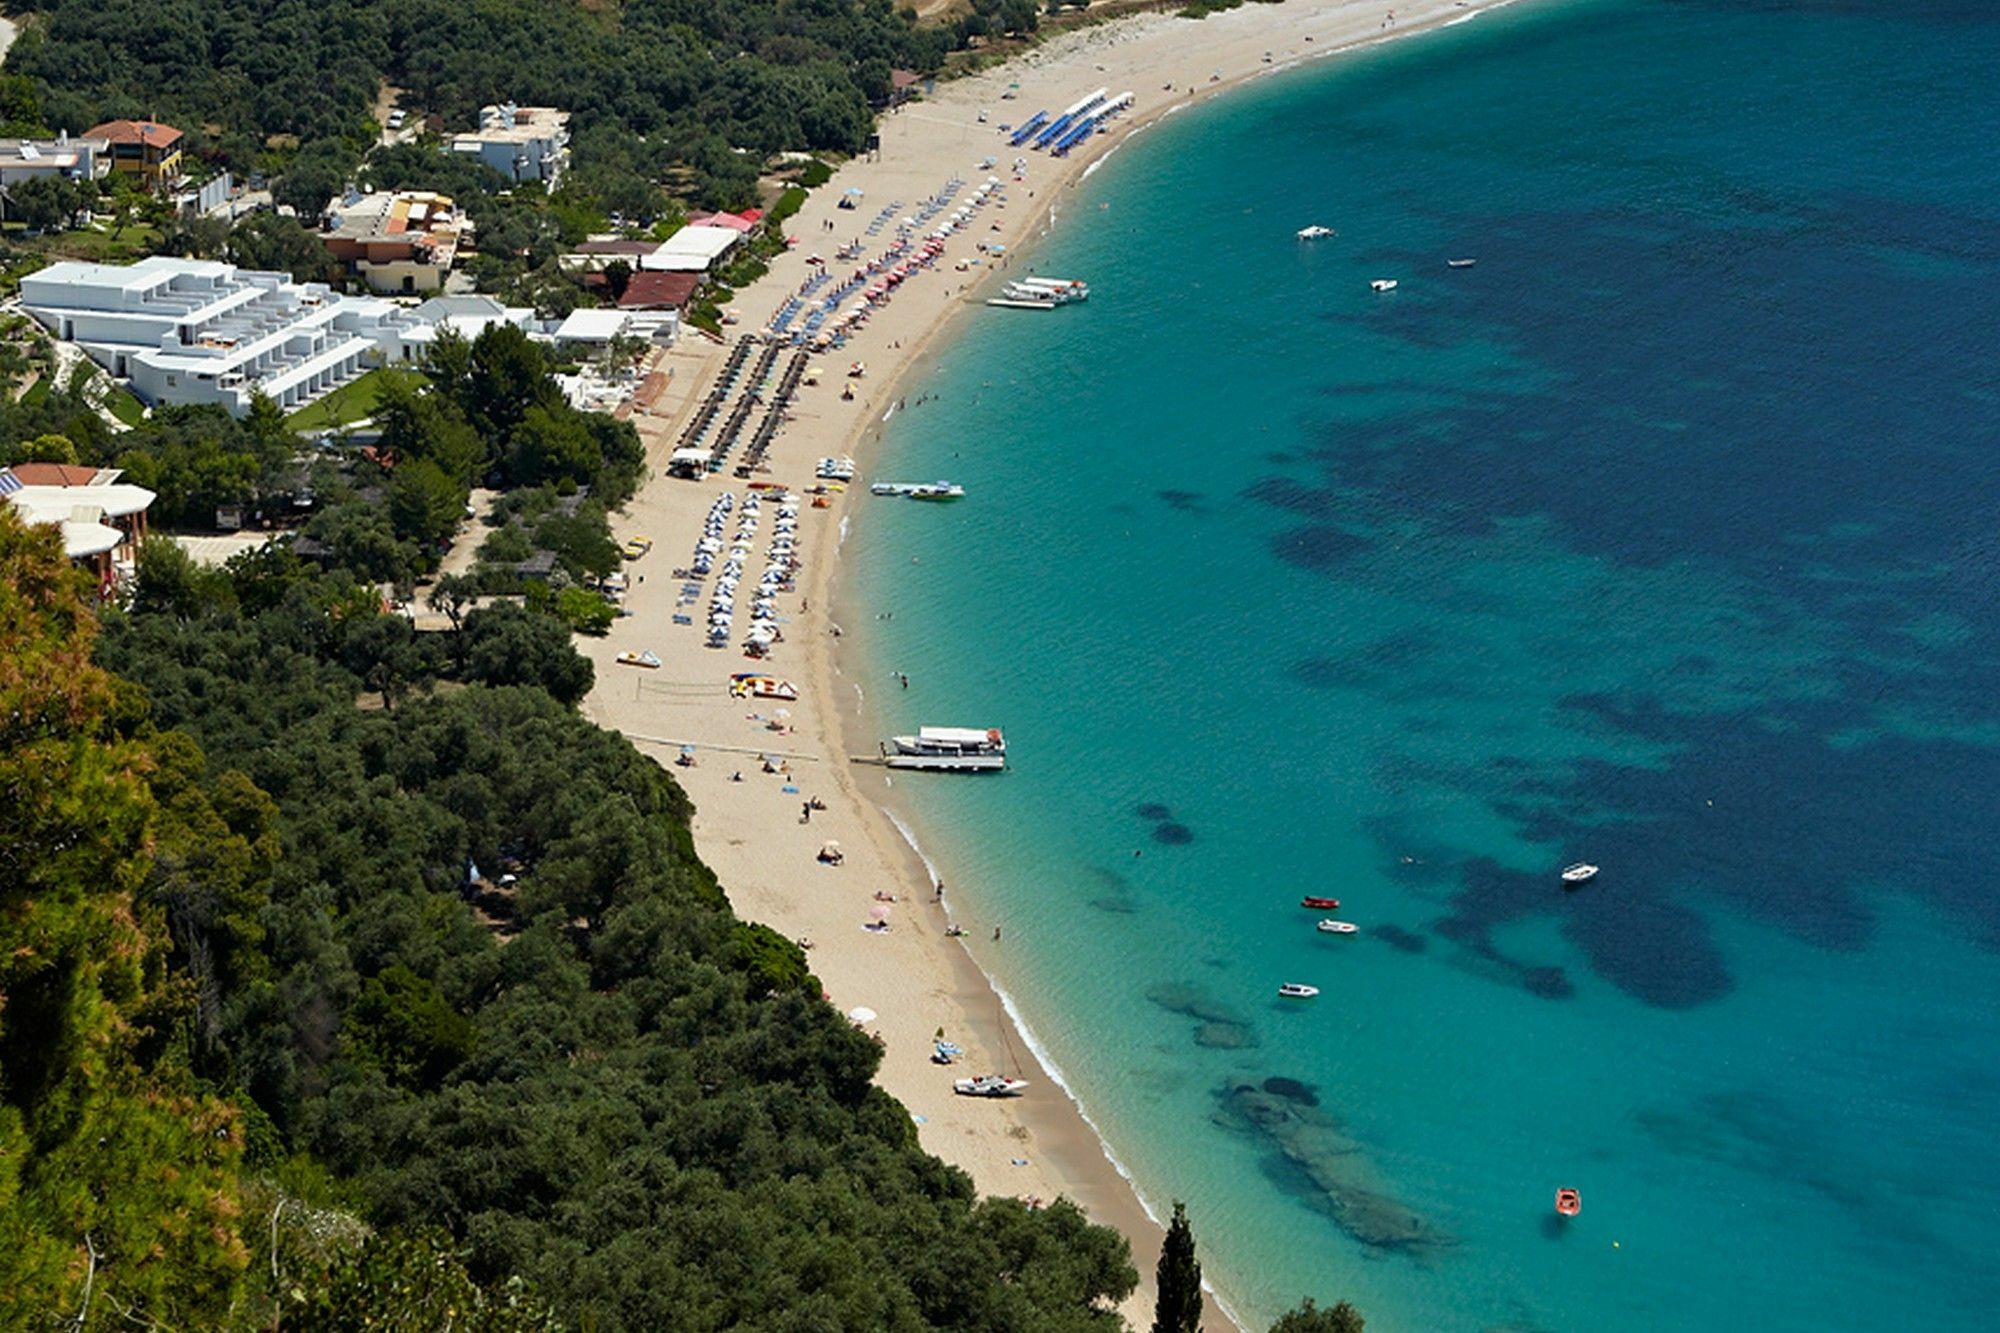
xmin=83 ymin=119 xmax=185 ymax=187
xmin=1 ymin=463 xmax=155 ymax=591
xmin=320 ymin=190 xmax=467 ymax=294
xmin=684 ymin=209 xmax=763 ymax=235
xmin=617 ymin=270 xmax=701 ymax=312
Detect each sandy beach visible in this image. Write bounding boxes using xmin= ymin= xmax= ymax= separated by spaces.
xmin=578 ymin=1 xmax=1515 ymax=1322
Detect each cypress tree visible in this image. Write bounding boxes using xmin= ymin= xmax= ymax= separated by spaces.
xmin=1152 ymin=1200 xmax=1204 ymax=1333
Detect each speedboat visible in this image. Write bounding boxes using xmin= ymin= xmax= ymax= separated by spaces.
xmin=1370 ymin=279 xmax=1399 ymax=292
xmin=910 ymin=482 xmax=965 ymax=501
xmin=1277 ymin=983 xmax=1320 ymax=999
xmin=1301 ymin=896 xmax=1341 ymax=910
xmin=1448 ymin=258 xmax=1477 ymax=268
xmin=1561 ymin=863 xmax=1600 ymax=886
xmin=1297 ymin=224 xmax=1337 ymax=240
xmin=1317 ymin=920 xmax=1358 ymax=935
xmin=1555 ymin=1187 xmax=1581 ymax=1217
xmin=954 ymin=1074 xmax=1028 ymax=1097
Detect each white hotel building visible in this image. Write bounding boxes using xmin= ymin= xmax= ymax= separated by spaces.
xmin=20 ymin=256 xmax=428 ymax=417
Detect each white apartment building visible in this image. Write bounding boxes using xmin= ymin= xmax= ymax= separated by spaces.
xmin=20 ymin=256 xmax=427 ymax=417
xmin=450 ymin=103 xmax=570 ymax=190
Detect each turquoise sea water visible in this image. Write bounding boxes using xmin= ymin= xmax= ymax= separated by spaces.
xmin=841 ymin=1 xmax=2000 ymax=1327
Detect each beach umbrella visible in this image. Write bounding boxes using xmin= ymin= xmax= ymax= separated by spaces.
xmin=869 ymin=904 xmax=892 ymax=923
xmin=847 ymin=1006 xmax=878 ymax=1025
xmin=820 ymin=840 xmax=842 ymax=858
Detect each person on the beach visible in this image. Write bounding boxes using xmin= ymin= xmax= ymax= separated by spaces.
xmin=802 ymin=800 xmax=812 ymax=823
xmin=993 ymin=926 xmax=1002 ymax=941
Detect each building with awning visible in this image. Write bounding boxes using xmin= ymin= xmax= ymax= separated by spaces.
xmin=1 ymin=463 xmax=156 ymax=591
xmin=640 ymin=225 xmax=744 ymax=273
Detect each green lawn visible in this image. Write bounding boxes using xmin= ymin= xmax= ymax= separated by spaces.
xmin=104 ymin=384 xmax=147 ymax=426
xmin=288 ymin=367 xmax=427 ymax=433
xmin=28 ymin=223 xmax=166 ymax=266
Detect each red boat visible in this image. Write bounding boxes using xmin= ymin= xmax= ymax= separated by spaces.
xmin=1555 ymin=1188 xmax=1581 ymax=1218
xmin=1300 ymin=896 xmax=1341 ymax=910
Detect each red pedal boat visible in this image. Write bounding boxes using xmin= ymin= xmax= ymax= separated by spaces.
xmin=1300 ymin=896 xmax=1341 ymax=910
xmin=1555 ymin=1188 xmax=1581 ymax=1218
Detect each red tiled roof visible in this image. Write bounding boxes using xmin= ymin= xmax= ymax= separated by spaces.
xmin=8 ymin=462 xmax=110 ymax=487
xmin=890 ymin=69 xmax=923 ymax=90
xmin=685 ymin=211 xmax=759 ymax=234
xmin=618 ymin=271 xmax=701 ymax=310
xmin=84 ymin=119 xmax=184 ymax=149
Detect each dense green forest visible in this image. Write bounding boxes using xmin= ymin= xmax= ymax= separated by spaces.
xmin=0 ymin=0 xmax=1027 ymax=212
xmin=0 ymin=305 xmax=1143 ymax=1326
xmin=1 ymin=502 xmax=1140 ymax=1325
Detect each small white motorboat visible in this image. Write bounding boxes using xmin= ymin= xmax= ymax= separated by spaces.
xmin=1370 ymin=279 xmax=1399 ymax=292
xmin=1278 ymin=983 xmax=1321 ymax=999
xmin=1448 ymin=258 xmax=1477 ymax=268
xmin=953 ymin=1074 xmax=1029 ymax=1097
xmin=1297 ymin=224 xmax=1337 ymax=241
xmin=1317 ymin=920 xmax=1358 ymax=934
xmin=1561 ymin=863 xmax=1600 ymax=885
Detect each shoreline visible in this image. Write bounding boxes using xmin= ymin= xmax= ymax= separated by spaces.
xmin=583 ymin=1 xmax=1521 ymax=1325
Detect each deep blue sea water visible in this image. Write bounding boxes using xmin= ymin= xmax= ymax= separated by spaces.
xmin=840 ymin=1 xmax=2000 ymax=1326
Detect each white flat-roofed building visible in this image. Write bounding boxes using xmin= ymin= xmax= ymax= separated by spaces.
xmin=20 ymin=255 xmax=427 ymax=417
xmin=639 ymin=224 xmax=744 ymax=273
xmin=450 ymin=103 xmax=570 ymax=190
xmin=0 ymin=132 xmax=109 ymax=192
xmin=407 ymin=294 xmax=540 ymax=346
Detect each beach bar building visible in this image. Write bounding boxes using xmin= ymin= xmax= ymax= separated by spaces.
xmin=640 ymin=225 xmax=744 ymax=274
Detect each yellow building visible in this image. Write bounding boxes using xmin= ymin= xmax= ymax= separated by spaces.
xmin=83 ymin=120 xmax=185 ymax=188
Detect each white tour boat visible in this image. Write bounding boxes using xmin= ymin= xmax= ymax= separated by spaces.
xmin=1370 ymin=278 xmax=1399 ymax=292
xmin=1448 ymin=258 xmax=1478 ymax=268
xmin=884 ymin=726 xmax=1008 ymax=772
xmin=1561 ymin=862 xmax=1600 ymax=885
xmin=1297 ymin=225 xmax=1337 ymax=240
xmin=1317 ymin=920 xmax=1358 ymax=934
xmin=1278 ymin=983 xmax=1321 ymax=999
xmin=873 ymin=481 xmax=965 ymax=501
xmin=1013 ymin=276 xmax=1090 ymax=301
xmin=954 ymin=1074 xmax=1029 ymax=1097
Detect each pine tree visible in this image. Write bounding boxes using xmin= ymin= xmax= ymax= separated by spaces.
xmin=1152 ymin=1200 xmax=1204 ymax=1333
xmin=1270 ymin=1297 xmax=1366 ymax=1333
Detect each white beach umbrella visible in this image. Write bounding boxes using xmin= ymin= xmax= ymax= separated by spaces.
xmin=847 ymin=1006 xmax=877 ymax=1025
